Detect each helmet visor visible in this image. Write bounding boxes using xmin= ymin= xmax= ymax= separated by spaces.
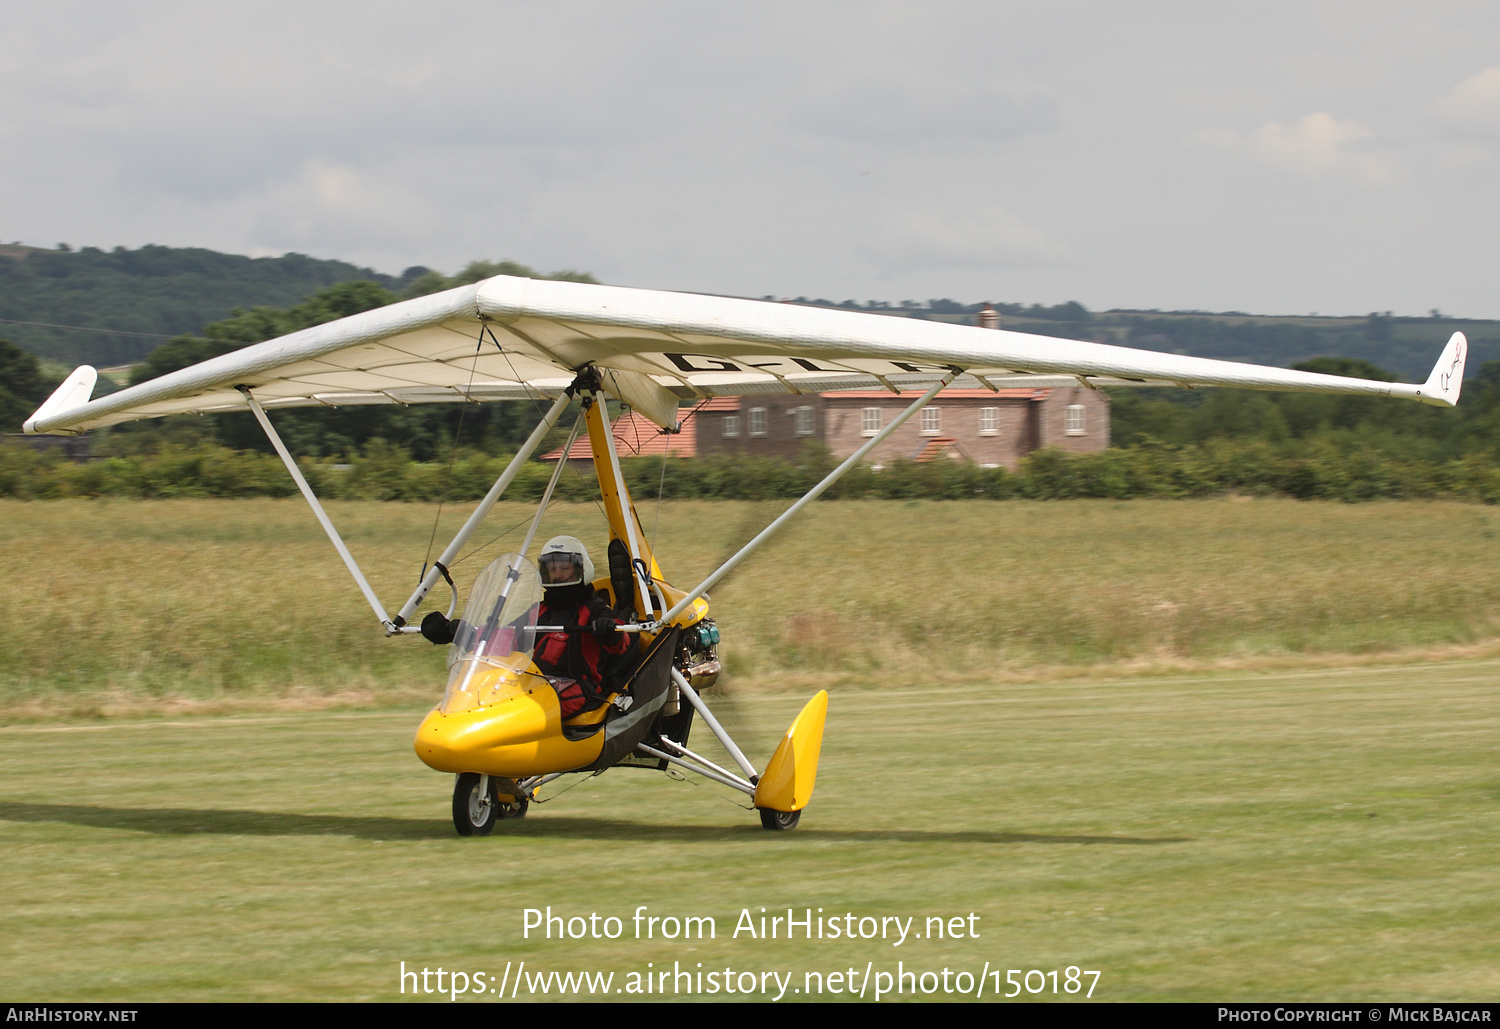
xmin=540 ymin=551 xmax=584 ymax=586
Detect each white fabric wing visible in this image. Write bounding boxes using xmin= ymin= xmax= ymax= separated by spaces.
xmin=25 ymin=275 xmax=1468 ymax=435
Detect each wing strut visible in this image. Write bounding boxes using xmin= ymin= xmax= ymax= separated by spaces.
xmin=658 ymin=372 xmax=956 ymax=627
xmin=391 ymin=391 xmax=574 ymax=632
xmin=242 ymin=388 xmax=396 ymax=632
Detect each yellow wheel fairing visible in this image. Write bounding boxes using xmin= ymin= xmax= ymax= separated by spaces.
xmin=752 ymin=690 xmax=828 ymax=813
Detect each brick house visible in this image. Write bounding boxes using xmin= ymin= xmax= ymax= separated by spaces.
xmin=546 ymin=389 xmax=1109 ymax=471
xmin=693 ymin=386 xmax=1109 ymax=470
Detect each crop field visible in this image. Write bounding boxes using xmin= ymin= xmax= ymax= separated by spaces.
xmin=2 ymin=497 xmax=1499 ymax=1001
xmin=6 ymin=497 xmax=1500 ymax=711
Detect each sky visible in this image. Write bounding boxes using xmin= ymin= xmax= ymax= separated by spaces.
xmin=3 ymin=1 xmax=1499 ymax=318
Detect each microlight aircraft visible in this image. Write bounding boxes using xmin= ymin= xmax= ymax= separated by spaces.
xmin=24 ymin=276 xmax=1468 ymax=835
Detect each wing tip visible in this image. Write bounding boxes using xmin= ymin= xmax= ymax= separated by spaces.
xmin=1414 ymin=332 xmax=1466 ymax=408
xmin=23 ymin=365 xmax=98 ymax=433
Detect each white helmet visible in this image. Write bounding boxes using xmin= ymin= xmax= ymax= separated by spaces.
xmin=538 ymin=535 xmax=594 ymax=587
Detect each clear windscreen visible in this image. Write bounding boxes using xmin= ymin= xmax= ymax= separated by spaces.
xmin=448 ymin=553 xmax=542 ymax=670
xmin=440 ymin=554 xmax=545 ymax=713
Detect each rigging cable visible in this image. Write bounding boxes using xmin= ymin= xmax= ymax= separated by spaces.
xmin=419 ymin=322 xmax=489 ymax=581
xmin=452 ymin=411 xmax=584 ymax=569
xmin=663 ymin=764 xmax=756 ymax=811
xmin=650 ymin=395 xmax=712 ymax=549
xmin=487 ymin=325 xmax=612 ymax=537
xmin=527 ymin=769 xmax=606 ymax=805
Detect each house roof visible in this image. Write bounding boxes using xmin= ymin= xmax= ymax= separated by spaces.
xmin=681 ymin=397 xmax=743 ymax=413
xmin=542 ymin=402 xmax=732 ymax=460
xmin=911 ymin=437 xmax=967 ymax=463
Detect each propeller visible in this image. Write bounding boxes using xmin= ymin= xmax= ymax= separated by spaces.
xmin=677 ymin=500 xmax=786 ymax=761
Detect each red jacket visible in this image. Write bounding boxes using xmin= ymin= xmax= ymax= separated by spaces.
xmin=532 ymin=591 xmax=632 ymax=695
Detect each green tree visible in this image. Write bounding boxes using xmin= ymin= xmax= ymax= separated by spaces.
xmin=0 ymin=338 xmax=47 ymax=430
xmin=118 ymin=275 xmax=574 ymax=460
xmin=400 ymin=260 xmax=598 ymax=299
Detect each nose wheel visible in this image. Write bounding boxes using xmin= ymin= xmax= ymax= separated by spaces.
xmin=453 ymin=773 xmax=497 ymax=836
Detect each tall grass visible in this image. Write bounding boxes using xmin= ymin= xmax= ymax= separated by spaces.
xmin=5 ymin=497 xmax=1500 ymax=712
xmin=9 ymin=438 xmax=1500 ymax=502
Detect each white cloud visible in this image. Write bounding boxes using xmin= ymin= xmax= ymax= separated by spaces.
xmin=1433 ymin=66 xmax=1500 ymax=137
xmin=233 ymin=161 xmax=442 ymax=258
xmin=867 ymin=207 xmax=1066 ymax=272
xmin=6 ymin=3 xmax=1500 ymax=315
xmin=1199 ymin=112 xmax=1402 ymax=184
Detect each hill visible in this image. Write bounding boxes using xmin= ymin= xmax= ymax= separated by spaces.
xmin=790 ymin=298 xmax=1497 ymax=384
xmin=0 ymin=244 xmax=429 ymax=367
xmin=4 ymin=242 xmax=1492 ymax=385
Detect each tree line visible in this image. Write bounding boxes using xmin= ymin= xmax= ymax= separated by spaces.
xmin=5 ymin=435 xmax=1500 ymax=504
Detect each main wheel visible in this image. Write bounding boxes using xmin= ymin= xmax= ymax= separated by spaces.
xmin=495 ymin=790 xmax=530 ymax=820
xmin=759 ymin=808 xmax=801 ymax=831
xmin=453 ymin=773 xmax=498 ymax=836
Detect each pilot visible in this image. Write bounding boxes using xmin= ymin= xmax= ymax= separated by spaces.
xmin=532 ymin=535 xmax=634 ymax=718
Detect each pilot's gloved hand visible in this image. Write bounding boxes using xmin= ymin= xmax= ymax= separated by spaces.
xmin=421 ymin=611 xmax=457 ymax=645
xmin=590 ymin=616 xmax=622 ymax=642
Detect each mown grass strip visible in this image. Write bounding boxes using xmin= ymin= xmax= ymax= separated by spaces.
xmin=1 ymin=660 xmax=1496 ymax=1001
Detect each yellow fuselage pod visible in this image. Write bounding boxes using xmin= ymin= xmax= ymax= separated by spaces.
xmin=414 ymin=391 xmax=711 ymax=780
xmin=415 ymin=662 xmax=604 ymax=777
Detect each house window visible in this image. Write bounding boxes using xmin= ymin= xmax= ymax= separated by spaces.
xmin=792 ymin=406 xmax=815 ymax=436
xmin=978 ymin=407 xmax=999 ymax=436
xmin=920 ymin=408 xmax=941 ymax=435
xmin=749 ymin=408 xmax=768 ymax=436
xmin=861 ymin=407 xmax=881 ymax=436
xmin=1065 ymin=404 xmax=1086 ymax=436
xmin=722 ymin=415 xmax=741 ymax=438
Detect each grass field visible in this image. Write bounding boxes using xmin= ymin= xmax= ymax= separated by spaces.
xmin=2 ymin=659 xmax=1496 ymax=1002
